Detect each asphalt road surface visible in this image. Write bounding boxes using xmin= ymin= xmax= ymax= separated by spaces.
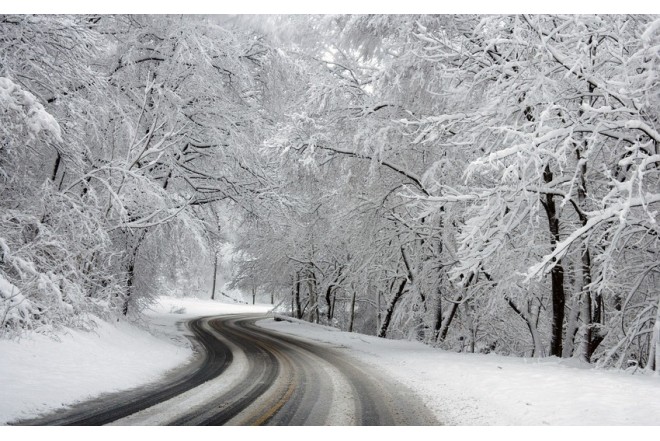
xmin=18 ymin=314 xmax=439 ymax=426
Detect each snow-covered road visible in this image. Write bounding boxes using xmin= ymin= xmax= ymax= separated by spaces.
xmin=3 ymin=301 xmax=435 ymax=426
xmin=1 ymin=296 xmax=659 ymax=426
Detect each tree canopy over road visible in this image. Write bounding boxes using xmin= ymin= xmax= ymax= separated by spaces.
xmin=1 ymin=14 xmax=659 ymax=372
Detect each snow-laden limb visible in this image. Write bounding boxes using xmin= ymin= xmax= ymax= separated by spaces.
xmin=4 ymin=13 xmax=657 ymax=371
xmin=0 ymin=75 xmax=63 ymax=182
xmin=0 ymin=187 xmax=122 ymax=335
xmin=623 ymin=120 xmax=660 ymax=144
xmin=467 ymin=126 xmax=579 ymax=173
xmin=405 ymin=13 xmax=660 ymax=363
xmin=0 ymin=77 xmax=62 ymax=142
xmin=0 ymin=14 xmax=279 ymax=333
xmin=0 ymin=271 xmax=32 ymax=332
xmin=249 ymin=14 xmax=660 ymax=367
xmin=108 ymin=196 xmax=194 ymax=231
xmin=522 ymin=14 xmax=641 ymax=112
xmin=526 ymin=193 xmax=660 ymax=281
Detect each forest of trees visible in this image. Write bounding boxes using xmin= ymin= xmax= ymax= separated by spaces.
xmin=1 ymin=14 xmax=659 ymax=372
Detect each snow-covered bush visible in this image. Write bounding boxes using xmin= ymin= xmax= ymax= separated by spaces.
xmin=0 ymin=76 xmax=124 ymax=336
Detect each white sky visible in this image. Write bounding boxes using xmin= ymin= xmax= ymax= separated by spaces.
xmin=3 ymin=0 xmax=658 ymax=14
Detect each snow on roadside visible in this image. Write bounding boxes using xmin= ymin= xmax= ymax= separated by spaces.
xmin=258 ymin=317 xmax=660 ymax=426
xmin=148 ymin=295 xmax=272 ymax=318
xmin=0 ymin=296 xmax=272 ymax=425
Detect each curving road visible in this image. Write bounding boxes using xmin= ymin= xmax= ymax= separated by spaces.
xmin=18 ymin=314 xmax=439 ymax=426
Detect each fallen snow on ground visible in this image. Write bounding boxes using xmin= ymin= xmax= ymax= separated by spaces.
xmin=0 ymin=296 xmax=272 ymax=425
xmin=149 ymin=295 xmax=272 ymax=318
xmin=258 ymin=316 xmax=660 ymax=426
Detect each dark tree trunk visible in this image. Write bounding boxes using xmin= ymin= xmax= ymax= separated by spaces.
xmin=576 ymin=39 xmax=604 ymax=361
xmin=433 ymin=285 xmax=443 ymax=338
xmin=121 ymin=231 xmax=147 ymax=316
xmin=307 ymin=268 xmax=318 ymax=323
xmin=437 ymin=298 xmax=460 ymax=342
xmin=348 ymin=288 xmax=356 ymax=332
xmin=325 ymin=284 xmax=335 ymax=321
xmin=122 ymin=261 xmax=134 ymax=316
xmin=210 ymin=253 xmax=218 ymax=300
xmin=294 ymin=272 xmax=302 ymax=319
xmin=506 ymin=297 xmax=545 ymax=357
xmin=575 ymin=143 xmax=604 ymax=361
xmin=51 ymin=151 xmax=61 ymax=183
xmin=378 ymin=278 xmax=408 ymax=338
xmin=326 ymin=266 xmax=342 ymax=321
xmin=437 ymin=273 xmax=474 ymax=343
xmin=376 ymin=290 xmax=382 ymax=335
xmin=332 ymin=295 xmax=337 ymax=323
xmin=543 ymin=164 xmax=566 ymax=357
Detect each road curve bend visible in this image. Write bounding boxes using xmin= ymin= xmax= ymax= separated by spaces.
xmin=17 ymin=313 xmax=439 ymax=426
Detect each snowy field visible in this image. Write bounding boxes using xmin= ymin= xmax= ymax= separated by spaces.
xmin=0 ymin=296 xmax=272 ymax=425
xmin=1 ymin=296 xmax=659 ymax=429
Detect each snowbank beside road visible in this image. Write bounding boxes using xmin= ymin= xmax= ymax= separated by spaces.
xmin=0 ymin=296 xmax=272 ymax=425
xmin=258 ymin=316 xmax=660 ymax=426
xmin=0 ymin=316 xmax=191 ymax=425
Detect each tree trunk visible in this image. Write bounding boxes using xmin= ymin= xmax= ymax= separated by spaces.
xmin=649 ymin=293 xmax=660 ymax=373
xmin=575 ymin=40 xmax=604 ymax=362
xmin=210 ymin=253 xmax=218 ymax=300
xmin=437 ymin=299 xmax=459 ymax=342
xmin=437 ymin=273 xmax=474 ymax=343
xmin=332 ymin=295 xmax=337 ymax=323
xmin=507 ymin=297 xmax=545 ymax=357
xmin=326 ymin=266 xmax=342 ymax=321
xmin=325 ymin=284 xmax=335 ymax=321
xmin=378 ymin=278 xmax=407 ymax=338
xmin=401 ymin=246 xmax=428 ymax=340
xmin=433 ymin=284 xmax=443 ymax=339
xmin=465 ymin=301 xmax=476 ymax=353
xmin=307 ymin=267 xmax=318 ymax=323
xmin=51 ymin=151 xmax=61 ymax=183
xmin=377 ymin=289 xmax=382 ymax=335
xmin=576 ymin=142 xmax=595 ymax=361
xmin=562 ymin=296 xmax=581 ymax=358
xmin=348 ymin=288 xmax=356 ymax=332
xmin=294 ymin=272 xmax=302 ymax=319
xmin=122 ymin=261 xmax=135 ymax=316
xmin=543 ymin=164 xmax=566 ymax=357
xmin=121 ymin=230 xmax=147 ymax=316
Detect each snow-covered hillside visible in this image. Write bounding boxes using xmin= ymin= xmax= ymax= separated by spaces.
xmin=0 ymin=297 xmax=271 ymax=425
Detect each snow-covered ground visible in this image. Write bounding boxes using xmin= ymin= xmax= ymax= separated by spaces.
xmin=2 ymin=296 xmax=659 ymax=427
xmin=258 ymin=316 xmax=660 ymax=426
xmin=0 ymin=296 xmax=271 ymax=425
